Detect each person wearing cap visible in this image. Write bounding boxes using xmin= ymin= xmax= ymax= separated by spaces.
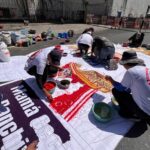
xmin=128 ymin=31 xmax=145 ymax=48
xmin=76 ymin=28 xmax=94 ymax=55
xmin=91 ymin=36 xmax=115 ymax=64
xmin=105 ymin=50 xmax=150 ymax=122
xmin=24 ymin=48 xmax=62 ymax=101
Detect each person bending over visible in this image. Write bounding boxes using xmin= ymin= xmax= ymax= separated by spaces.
xmin=91 ymin=36 xmax=115 ymax=64
xmin=76 ymin=28 xmax=94 ymax=55
xmin=25 ymin=48 xmax=62 ymax=101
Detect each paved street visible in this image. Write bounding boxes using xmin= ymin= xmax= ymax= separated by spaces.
xmin=6 ymin=24 xmax=150 ymax=150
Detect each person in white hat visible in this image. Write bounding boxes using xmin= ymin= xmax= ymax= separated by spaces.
xmin=105 ymin=50 xmax=150 ymax=122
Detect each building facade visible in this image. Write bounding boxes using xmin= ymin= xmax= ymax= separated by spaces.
xmin=0 ymin=0 xmax=28 ymax=20
xmin=0 ymin=0 xmax=150 ymax=22
xmin=111 ymin=0 xmax=150 ymax=18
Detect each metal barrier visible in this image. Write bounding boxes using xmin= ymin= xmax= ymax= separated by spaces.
xmin=86 ymin=15 xmax=150 ymax=29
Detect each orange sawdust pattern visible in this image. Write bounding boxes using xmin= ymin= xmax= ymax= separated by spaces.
xmin=67 ymin=45 xmax=78 ymax=50
xmin=127 ymin=47 xmax=150 ymax=56
xmin=70 ymin=63 xmax=112 ymax=93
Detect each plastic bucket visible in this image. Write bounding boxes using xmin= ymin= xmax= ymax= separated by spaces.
xmin=43 ymin=81 xmax=56 ymax=94
xmin=92 ymin=102 xmax=113 ymax=123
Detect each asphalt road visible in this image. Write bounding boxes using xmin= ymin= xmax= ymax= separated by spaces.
xmin=9 ymin=28 xmax=150 ymax=56
xmin=9 ymin=28 xmax=150 ymax=150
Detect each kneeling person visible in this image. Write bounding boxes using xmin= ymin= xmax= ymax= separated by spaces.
xmin=91 ymin=36 xmax=115 ymax=64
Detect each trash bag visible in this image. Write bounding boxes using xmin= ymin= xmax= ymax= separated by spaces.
xmin=0 ymin=42 xmax=10 ymax=62
xmin=1 ymin=32 xmax=11 ymax=46
xmin=11 ymin=32 xmax=26 ymax=45
xmin=20 ymin=29 xmax=28 ymax=35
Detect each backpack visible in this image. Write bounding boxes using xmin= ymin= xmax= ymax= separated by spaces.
xmin=68 ymin=30 xmax=74 ymax=37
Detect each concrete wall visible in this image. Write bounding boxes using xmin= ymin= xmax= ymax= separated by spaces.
xmin=27 ymin=0 xmax=112 ymax=21
xmin=0 ymin=0 xmax=16 ymax=8
xmin=124 ymin=0 xmax=150 ymax=17
xmin=27 ymin=0 xmax=85 ymax=21
xmin=0 ymin=0 xmax=24 ymax=18
xmin=111 ymin=0 xmax=150 ymax=17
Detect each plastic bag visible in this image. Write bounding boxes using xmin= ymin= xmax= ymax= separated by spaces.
xmin=0 ymin=42 xmax=10 ymax=62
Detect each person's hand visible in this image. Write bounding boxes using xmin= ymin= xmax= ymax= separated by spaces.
xmin=43 ymin=88 xmax=53 ymax=102
xmin=47 ymin=93 xmax=53 ymax=102
xmin=105 ymin=75 xmax=114 ymax=84
xmin=26 ymin=140 xmax=38 ymax=150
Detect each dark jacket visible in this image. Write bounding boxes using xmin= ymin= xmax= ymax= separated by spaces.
xmin=92 ymin=36 xmax=114 ymax=52
xmin=128 ymin=32 xmax=144 ymax=47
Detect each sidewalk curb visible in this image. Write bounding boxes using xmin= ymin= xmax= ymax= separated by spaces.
xmin=92 ymin=24 xmax=150 ymax=33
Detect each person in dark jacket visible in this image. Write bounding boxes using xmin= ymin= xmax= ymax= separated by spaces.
xmin=91 ymin=36 xmax=115 ymax=63
xmin=128 ymin=31 xmax=144 ymax=47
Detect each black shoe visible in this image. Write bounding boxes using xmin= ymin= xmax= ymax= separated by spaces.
xmin=119 ymin=111 xmax=142 ymax=122
xmin=128 ymin=116 xmax=142 ymax=122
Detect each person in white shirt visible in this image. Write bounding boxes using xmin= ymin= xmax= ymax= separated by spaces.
xmin=25 ymin=48 xmax=62 ymax=101
xmin=76 ymin=28 xmax=94 ymax=55
xmin=105 ymin=50 xmax=150 ymax=122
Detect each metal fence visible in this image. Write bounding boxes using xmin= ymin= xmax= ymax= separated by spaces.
xmin=86 ymin=15 xmax=150 ymax=29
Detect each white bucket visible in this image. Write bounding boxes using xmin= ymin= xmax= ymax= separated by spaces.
xmin=0 ymin=42 xmax=10 ymax=62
